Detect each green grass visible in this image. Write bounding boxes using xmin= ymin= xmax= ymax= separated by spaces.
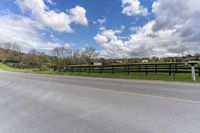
xmin=0 ymin=63 xmax=199 ymax=83
xmin=0 ymin=63 xmax=34 ymax=73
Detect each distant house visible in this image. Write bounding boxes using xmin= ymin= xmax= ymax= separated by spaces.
xmin=91 ymin=62 xmax=102 ymax=66
xmin=115 ymin=60 xmax=123 ymax=64
xmin=94 ymin=62 xmax=102 ymax=66
xmin=186 ymin=56 xmax=200 ymax=61
xmin=176 ymin=56 xmax=200 ymax=62
xmin=141 ymin=60 xmax=149 ymax=63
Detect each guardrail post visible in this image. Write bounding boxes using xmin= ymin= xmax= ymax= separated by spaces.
xmin=191 ymin=64 xmax=196 ymax=81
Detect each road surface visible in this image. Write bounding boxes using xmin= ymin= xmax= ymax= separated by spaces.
xmin=0 ymin=71 xmax=200 ymax=133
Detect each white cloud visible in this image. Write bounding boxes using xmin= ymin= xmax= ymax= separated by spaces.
xmin=98 ymin=17 xmax=106 ymax=25
xmin=129 ymin=26 xmax=140 ymax=32
xmin=94 ymin=27 xmax=130 ymax=58
xmin=94 ymin=34 xmax=108 ymax=44
xmin=15 ymin=0 xmax=88 ymax=32
xmin=46 ymin=0 xmax=55 ymax=5
xmin=95 ymin=0 xmax=200 ymax=58
xmin=93 ymin=17 xmax=106 ymax=25
xmin=121 ymin=0 xmax=148 ymax=16
xmin=69 ymin=6 xmax=88 ymax=26
xmin=0 ymin=13 xmax=67 ymax=50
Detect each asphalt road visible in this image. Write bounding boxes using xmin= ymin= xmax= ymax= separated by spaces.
xmin=0 ymin=71 xmax=200 ymax=133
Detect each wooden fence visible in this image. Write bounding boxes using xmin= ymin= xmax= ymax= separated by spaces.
xmin=54 ymin=63 xmax=200 ymax=77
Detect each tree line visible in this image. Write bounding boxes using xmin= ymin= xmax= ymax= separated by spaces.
xmin=0 ymin=42 xmax=99 ymax=69
xmin=0 ymin=41 xmax=200 ymax=70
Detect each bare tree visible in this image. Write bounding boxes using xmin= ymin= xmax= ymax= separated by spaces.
xmin=52 ymin=47 xmax=72 ymax=68
xmin=0 ymin=42 xmax=3 ymax=48
xmin=22 ymin=49 xmax=39 ymax=67
xmin=0 ymin=42 xmax=21 ymax=62
xmin=21 ymin=49 xmax=51 ymax=69
xmin=180 ymin=47 xmax=187 ymax=58
xmin=52 ymin=47 xmax=72 ymax=58
xmin=81 ymin=47 xmax=99 ymax=64
xmin=0 ymin=48 xmax=8 ymax=62
xmin=29 ymin=48 xmax=40 ymax=55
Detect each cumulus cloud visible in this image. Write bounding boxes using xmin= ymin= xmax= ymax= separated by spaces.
xmin=151 ymin=0 xmax=200 ymax=53
xmin=121 ymin=0 xmax=148 ymax=16
xmin=95 ymin=0 xmax=200 ymax=58
xmin=46 ymin=0 xmax=55 ymax=5
xmin=98 ymin=17 xmax=106 ymax=25
xmin=152 ymin=0 xmax=200 ymax=43
xmin=15 ymin=0 xmax=88 ymax=32
xmin=93 ymin=16 xmax=106 ymax=26
xmin=0 ymin=13 xmax=68 ymax=50
xmin=94 ymin=27 xmax=130 ymax=58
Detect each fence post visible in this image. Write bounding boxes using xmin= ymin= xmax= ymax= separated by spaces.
xmin=169 ymin=64 xmax=171 ymax=76
xmin=58 ymin=66 xmax=60 ymax=72
xmin=53 ymin=66 xmax=57 ymax=71
xmin=79 ymin=67 xmax=81 ymax=73
xmin=139 ymin=64 xmax=141 ymax=72
xmin=89 ymin=65 xmax=91 ymax=75
xmin=128 ymin=64 xmax=130 ymax=75
xmin=64 ymin=66 xmax=66 ymax=72
xmin=175 ymin=64 xmax=177 ymax=73
xmin=112 ymin=65 xmax=115 ymax=75
xmin=145 ymin=64 xmax=148 ymax=75
xmin=173 ymin=64 xmax=176 ymax=80
xmin=155 ymin=64 xmax=157 ymax=73
xmin=100 ymin=66 xmax=102 ymax=74
xmin=198 ymin=64 xmax=200 ymax=77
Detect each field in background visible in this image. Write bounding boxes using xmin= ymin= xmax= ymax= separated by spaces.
xmin=0 ymin=63 xmax=200 ymax=83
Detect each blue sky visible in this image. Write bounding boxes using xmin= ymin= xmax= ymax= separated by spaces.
xmin=0 ymin=0 xmax=200 ymax=58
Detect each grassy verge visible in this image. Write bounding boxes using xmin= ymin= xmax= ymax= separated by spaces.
xmin=0 ymin=63 xmax=199 ymax=83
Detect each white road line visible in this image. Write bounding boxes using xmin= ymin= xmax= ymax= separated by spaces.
xmin=61 ymin=83 xmax=200 ymax=104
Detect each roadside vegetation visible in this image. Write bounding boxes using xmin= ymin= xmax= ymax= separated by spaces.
xmin=0 ymin=41 xmax=200 ymax=83
xmin=0 ymin=63 xmax=199 ymax=83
